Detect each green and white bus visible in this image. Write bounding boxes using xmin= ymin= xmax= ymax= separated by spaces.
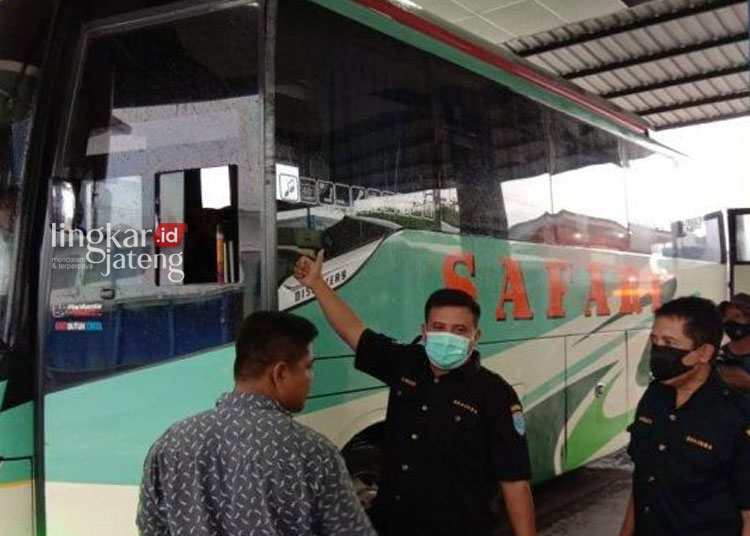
xmin=1 ymin=0 xmax=744 ymax=534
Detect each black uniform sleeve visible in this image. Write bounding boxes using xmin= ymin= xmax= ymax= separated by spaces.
xmin=733 ymin=423 xmax=750 ymax=510
xmin=355 ymin=329 xmax=419 ymax=385
xmin=485 ymin=378 xmax=532 ymax=482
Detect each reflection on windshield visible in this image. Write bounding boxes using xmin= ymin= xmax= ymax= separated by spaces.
xmin=0 ymin=0 xmax=54 ymax=329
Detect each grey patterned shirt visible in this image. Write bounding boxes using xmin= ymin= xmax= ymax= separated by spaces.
xmin=137 ymin=392 xmax=375 ymax=536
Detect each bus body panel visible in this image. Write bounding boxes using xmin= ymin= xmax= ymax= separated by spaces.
xmin=38 ymin=230 xmax=724 ymax=534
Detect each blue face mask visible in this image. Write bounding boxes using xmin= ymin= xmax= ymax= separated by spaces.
xmin=424 ymin=331 xmax=473 ymax=370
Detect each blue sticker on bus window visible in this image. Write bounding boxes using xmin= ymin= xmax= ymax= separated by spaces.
xmin=512 ymin=412 xmax=525 ymax=436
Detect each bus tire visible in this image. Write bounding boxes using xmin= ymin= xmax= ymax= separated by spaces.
xmin=342 ymin=438 xmax=382 ymax=512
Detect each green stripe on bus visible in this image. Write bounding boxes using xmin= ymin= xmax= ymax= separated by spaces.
xmin=0 ymin=396 xmax=33 ymax=484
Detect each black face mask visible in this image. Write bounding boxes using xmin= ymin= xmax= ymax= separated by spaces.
xmin=724 ymin=321 xmax=750 ymax=341
xmin=650 ymin=344 xmax=693 ymax=381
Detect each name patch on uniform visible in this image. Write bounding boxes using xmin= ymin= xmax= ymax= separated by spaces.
xmin=685 ymin=435 xmax=713 ymax=451
xmin=452 ymin=399 xmax=478 ymax=415
xmin=400 ymin=376 xmax=417 ymax=387
xmin=512 ymin=409 xmax=525 ymax=436
xmin=637 ymin=415 xmax=653 ymax=425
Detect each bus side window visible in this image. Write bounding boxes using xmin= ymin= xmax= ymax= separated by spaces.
xmin=548 ymin=110 xmax=628 ymax=251
xmin=155 ymin=166 xmax=239 ymax=286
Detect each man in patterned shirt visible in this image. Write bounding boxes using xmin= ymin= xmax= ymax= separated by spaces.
xmin=137 ymin=311 xmax=376 ymax=536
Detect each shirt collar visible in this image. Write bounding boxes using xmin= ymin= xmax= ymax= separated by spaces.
xmin=652 ymin=369 xmax=729 ymax=410
xmin=418 ymin=347 xmax=481 ymax=379
xmin=217 ymin=391 xmax=291 ymax=416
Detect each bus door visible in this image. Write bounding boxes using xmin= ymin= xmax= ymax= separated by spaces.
xmin=40 ymin=3 xmax=263 ymax=534
xmin=728 ymin=209 xmax=750 ymax=295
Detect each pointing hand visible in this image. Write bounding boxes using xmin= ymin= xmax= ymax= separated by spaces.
xmin=294 ymin=250 xmax=325 ymax=288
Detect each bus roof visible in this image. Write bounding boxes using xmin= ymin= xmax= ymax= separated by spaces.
xmin=309 ymin=0 xmax=682 ymax=158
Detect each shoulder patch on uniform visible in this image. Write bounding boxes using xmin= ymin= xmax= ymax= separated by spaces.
xmin=512 ymin=409 xmax=525 ymax=436
xmin=637 ymin=415 xmax=653 ymax=425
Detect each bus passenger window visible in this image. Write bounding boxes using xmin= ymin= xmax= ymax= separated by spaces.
xmin=156 ymin=165 xmax=239 ymax=285
xmin=548 ymin=111 xmax=628 ymax=251
xmin=274 ymin=1 xmax=440 ymax=289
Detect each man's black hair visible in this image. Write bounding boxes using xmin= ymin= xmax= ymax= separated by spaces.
xmin=424 ymin=288 xmax=481 ymax=325
xmin=654 ymin=297 xmax=723 ymax=358
xmin=234 ymin=311 xmax=318 ymax=380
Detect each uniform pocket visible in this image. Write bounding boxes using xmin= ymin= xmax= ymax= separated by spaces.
xmin=627 ymin=421 xmax=655 ymax=463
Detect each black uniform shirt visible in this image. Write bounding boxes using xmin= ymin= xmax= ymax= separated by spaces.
xmin=355 ymin=329 xmax=531 ymax=536
xmin=627 ymin=372 xmax=750 ymax=536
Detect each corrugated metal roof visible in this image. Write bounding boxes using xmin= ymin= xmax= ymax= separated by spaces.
xmin=504 ymin=0 xmax=750 ymax=129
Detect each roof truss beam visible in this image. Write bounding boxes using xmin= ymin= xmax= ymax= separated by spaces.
xmin=516 ymin=0 xmax=746 ymax=57
xmin=653 ymin=110 xmax=750 ymax=130
xmin=562 ymin=32 xmax=748 ymax=80
xmin=637 ymin=89 xmax=750 ymax=116
xmin=601 ymin=64 xmax=749 ymax=98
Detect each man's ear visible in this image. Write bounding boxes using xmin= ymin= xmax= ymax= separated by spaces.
xmin=474 ymin=328 xmax=482 ymax=343
xmin=269 ymin=361 xmax=287 ymax=387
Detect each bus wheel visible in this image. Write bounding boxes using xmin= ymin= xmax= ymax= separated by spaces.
xmin=343 ymin=439 xmax=382 ymax=512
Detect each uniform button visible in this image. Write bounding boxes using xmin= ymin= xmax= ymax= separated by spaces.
xmin=454 ymin=415 xmax=462 ymax=422
xmin=421 ymin=404 xmax=428 ymax=412
xmin=647 ymin=475 xmax=656 ymax=483
xmin=396 ymin=390 xmax=402 ymax=397
xmin=433 ymin=377 xmax=440 ymax=384
xmin=658 ymin=443 xmax=666 ymax=452
xmin=394 ymin=494 xmax=401 ymax=502
xmin=410 ymin=433 xmax=418 ymax=440
xmin=644 ymin=506 xmax=650 ymax=514
xmin=401 ymin=464 xmax=409 ymax=472
xmin=668 ymin=414 xmax=676 ymax=421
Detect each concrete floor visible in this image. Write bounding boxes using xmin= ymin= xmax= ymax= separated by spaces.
xmin=499 ymin=449 xmax=633 ymax=536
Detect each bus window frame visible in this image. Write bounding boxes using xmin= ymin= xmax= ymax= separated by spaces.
xmin=728 ymin=209 xmax=750 ymax=265
xmin=42 ymin=0 xmax=269 ymax=306
xmin=703 ymin=210 xmax=727 ymax=265
xmin=38 ymin=0 xmax=267 ymax=382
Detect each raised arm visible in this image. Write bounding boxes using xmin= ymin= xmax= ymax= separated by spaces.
xmin=294 ymin=251 xmax=365 ymax=350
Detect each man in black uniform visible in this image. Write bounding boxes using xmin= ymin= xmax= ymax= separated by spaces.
xmin=718 ymin=293 xmax=750 ymax=392
xmin=294 ymin=251 xmax=536 ymax=536
xmin=618 ymin=297 xmax=750 ymax=536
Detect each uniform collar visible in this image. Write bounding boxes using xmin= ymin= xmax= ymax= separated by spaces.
xmin=652 ymin=369 xmax=729 ymax=410
xmin=418 ymin=347 xmax=481 ymax=379
xmin=459 ymin=351 xmax=482 ymax=376
xmin=217 ymin=391 xmax=291 ymax=416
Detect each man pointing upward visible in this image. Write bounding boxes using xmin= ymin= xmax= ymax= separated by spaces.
xmin=295 ymin=251 xmax=536 ymax=536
